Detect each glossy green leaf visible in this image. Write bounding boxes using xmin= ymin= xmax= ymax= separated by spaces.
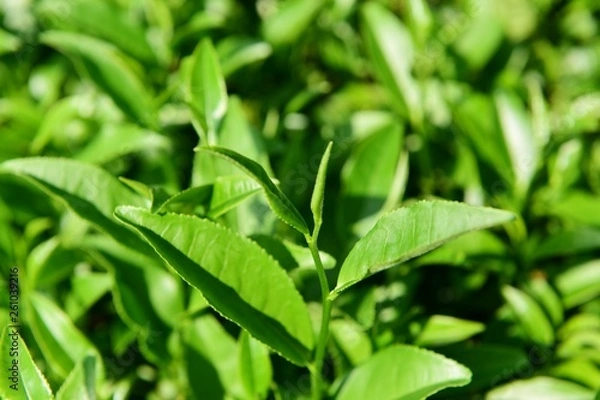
xmin=416 ymin=230 xmax=508 ymax=269
xmin=494 ymin=90 xmax=538 ymax=198
xmin=187 ymin=38 xmax=228 ymax=142
xmin=65 ymin=272 xmax=112 ymax=321
xmin=183 ymin=314 xmax=244 ymax=399
xmin=115 ymin=207 xmax=314 ymax=365
xmin=239 ymin=331 xmax=272 ymax=400
xmin=559 ymin=313 xmax=600 ymax=340
xmin=486 ymin=376 xmax=595 ymax=400
xmin=311 ymin=142 xmax=332 ymax=234
xmin=415 ymin=315 xmax=485 ymax=347
xmin=155 ymin=184 xmax=213 ymax=214
xmin=548 ymin=139 xmax=583 ymax=193
xmin=215 ymin=96 xmax=275 ymax=235
xmin=37 ymin=0 xmax=156 ymax=64
xmin=361 ymin=2 xmax=421 ymax=127
xmin=40 ymin=31 xmax=156 ymax=128
xmin=551 ymin=359 xmax=600 ymax=390
xmin=555 ymin=260 xmax=600 ymax=309
xmin=340 ymin=123 xmax=403 ymax=237
xmin=218 ymin=37 xmax=272 ymax=77
xmin=551 ymin=191 xmax=600 ymax=227
xmin=454 ymin=15 xmax=503 ymax=70
xmin=502 ymin=285 xmax=555 ymax=346
xmin=118 ymin=177 xmax=171 ymax=214
xmin=26 ymin=237 xmax=83 ymax=288
xmin=84 ymin=236 xmax=182 ymax=362
xmin=261 ymin=0 xmax=326 ymax=47
xmin=0 ymin=28 xmax=20 ymax=55
xmin=524 ymin=276 xmax=563 ymax=327
xmin=27 ymin=292 xmax=101 ymax=379
xmin=453 ymin=94 xmax=513 ymax=184
xmin=75 ymin=123 xmax=170 ymax=164
xmin=439 ymin=344 xmax=529 ymax=393
xmin=0 ymin=326 xmax=53 ymax=400
xmin=330 ymin=318 xmax=372 ymax=366
xmin=218 ymin=96 xmax=271 ymax=171
xmin=56 ymin=355 xmax=97 ymax=400
xmin=556 ymin=330 xmax=600 ymax=361
xmin=208 ymin=176 xmax=261 ymax=219
xmin=0 ymin=157 xmax=149 ymax=251
xmin=336 ymin=344 xmax=472 ymax=400
xmin=29 ymin=96 xmax=82 ymax=154
xmin=333 ymin=200 xmax=514 ymax=295
xmin=196 ymin=146 xmax=309 ymax=235
xmin=534 ymin=226 xmax=600 ymax=260
xmin=406 ymin=0 xmax=433 ymax=46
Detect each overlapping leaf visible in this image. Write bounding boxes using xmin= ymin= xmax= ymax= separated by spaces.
xmin=196 ymin=147 xmax=309 ymax=235
xmin=0 ymin=326 xmax=53 ymax=400
xmin=0 ymin=157 xmax=149 ymax=251
xmin=115 ymin=207 xmax=314 ymax=365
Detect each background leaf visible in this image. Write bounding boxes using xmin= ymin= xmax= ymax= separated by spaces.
xmin=27 ymin=293 xmax=102 ymax=379
xmin=197 ymin=146 xmax=309 ymax=235
xmin=0 ymin=326 xmax=53 ymax=400
xmin=334 ymin=200 xmax=514 ymax=295
xmin=40 ymin=31 xmax=156 ymax=128
xmin=361 ymin=2 xmax=421 ymax=127
xmin=501 ymin=285 xmax=555 ymax=346
xmin=486 ymin=376 xmax=595 ymax=400
xmin=336 ymin=344 xmax=472 ymax=400
xmin=186 ymin=38 xmax=227 ymax=142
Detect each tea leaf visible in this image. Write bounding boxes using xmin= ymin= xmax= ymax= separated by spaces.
xmin=40 ymin=31 xmax=156 ymax=128
xmin=0 ymin=157 xmax=149 ymax=252
xmin=0 ymin=326 xmax=53 ymax=400
xmin=187 ymin=38 xmax=228 ymax=142
xmin=502 ymin=285 xmax=555 ymax=346
xmin=196 ymin=146 xmax=309 ymax=235
xmin=333 ymin=200 xmax=514 ymax=295
xmin=115 ymin=207 xmax=314 ymax=365
xmin=336 ymin=345 xmax=471 ymax=400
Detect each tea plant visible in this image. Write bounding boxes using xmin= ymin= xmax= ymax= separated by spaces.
xmin=1 ymin=0 xmax=600 ymax=399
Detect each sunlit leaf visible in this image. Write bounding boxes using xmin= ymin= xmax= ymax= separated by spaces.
xmin=261 ymin=0 xmax=326 ymax=47
xmin=56 ymin=355 xmax=97 ymax=400
xmin=239 ymin=331 xmax=272 ymax=399
xmin=27 ymin=292 xmax=102 ymax=379
xmin=40 ymin=31 xmax=156 ymax=128
xmin=115 ymin=207 xmax=314 ymax=365
xmin=0 ymin=326 xmax=53 ymax=400
xmin=310 ymin=142 xmax=332 ymax=234
xmin=333 ymin=201 xmax=514 ymax=295
xmin=486 ymin=376 xmax=595 ymax=400
xmin=336 ymin=345 xmax=471 ymax=400
xmin=361 ymin=2 xmax=421 ymax=127
xmin=555 ymin=260 xmax=600 ymax=309
xmin=502 ymin=285 xmax=555 ymax=346
xmin=0 ymin=157 xmax=149 ymax=251
xmin=186 ymin=38 xmax=227 ymax=142
xmin=415 ymin=315 xmax=485 ymax=347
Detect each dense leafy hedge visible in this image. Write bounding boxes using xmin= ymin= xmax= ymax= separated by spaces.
xmin=1 ymin=0 xmax=600 ymax=399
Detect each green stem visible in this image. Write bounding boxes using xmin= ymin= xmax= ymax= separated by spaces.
xmin=306 ymin=234 xmax=332 ymax=400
